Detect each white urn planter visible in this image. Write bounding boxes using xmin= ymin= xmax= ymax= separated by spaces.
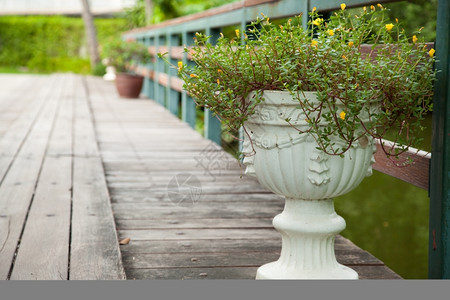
xmin=242 ymin=91 xmax=376 ymax=280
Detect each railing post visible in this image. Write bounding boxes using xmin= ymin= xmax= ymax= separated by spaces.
xmin=181 ymin=31 xmax=197 ymax=129
xmin=167 ymin=32 xmax=180 ymax=116
xmin=204 ymin=27 xmax=222 ymax=145
xmin=143 ymin=35 xmax=154 ymax=100
xmin=428 ymin=0 xmax=450 ymax=279
xmin=155 ymin=34 xmax=166 ymax=106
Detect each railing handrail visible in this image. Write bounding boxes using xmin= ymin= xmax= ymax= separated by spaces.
xmin=123 ymin=0 xmax=399 ymax=39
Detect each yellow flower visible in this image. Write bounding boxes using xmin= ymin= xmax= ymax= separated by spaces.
xmin=385 ymin=23 xmax=394 ymax=32
xmin=348 ymin=41 xmax=354 ymax=47
xmin=377 ymin=3 xmax=383 ymax=8
xmin=235 ymin=29 xmax=240 ymax=38
xmin=217 ymin=78 xmax=220 ymax=85
xmin=341 ymin=3 xmax=346 ymax=10
xmin=342 ymin=55 xmax=348 ymax=60
xmin=190 ymin=74 xmax=198 ymax=78
xmin=363 ymin=6 xmax=367 ymax=12
xmin=412 ymin=35 xmax=418 ymax=43
xmin=312 ymin=7 xmax=317 ymax=12
xmin=395 ymin=18 xmax=399 ymax=23
xmin=177 ymin=61 xmax=183 ymax=70
xmin=218 ymin=69 xmax=223 ymax=73
xmin=312 ymin=18 xmax=324 ymax=26
xmin=370 ymin=5 xmax=375 ymax=10
xmin=340 ymin=111 xmax=346 ymax=120
xmin=327 ymin=29 xmax=335 ymax=36
xmin=429 ymin=48 xmax=435 ymax=57
xmin=311 ymin=40 xmax=318 ymax=47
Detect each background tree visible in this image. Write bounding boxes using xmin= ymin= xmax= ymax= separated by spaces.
xmin=80 ymin=0 xmax=100 ymax=68
xmin=123 ymin=0 xmax=237 ymax=29
xmin=144 ymin=0 xmax=154 ymax=25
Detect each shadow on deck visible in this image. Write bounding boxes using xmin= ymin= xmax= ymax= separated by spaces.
xmin=0 ymin=74 xmax=400 ymax=280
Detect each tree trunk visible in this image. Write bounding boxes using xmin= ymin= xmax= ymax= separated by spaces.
xmin=80 ymin=0 xmax=100 ymax=68
xmin=144 ymin=0 xmax=153 ymax=25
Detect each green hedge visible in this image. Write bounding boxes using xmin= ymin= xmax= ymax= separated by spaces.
xmin=0 ymin=16 xmax=126 ymax=74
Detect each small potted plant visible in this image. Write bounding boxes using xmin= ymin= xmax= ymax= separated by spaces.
xmin=102 ymin=37 xmax=152 ymax=98
xmin=160 ymin=4 xmax=435 ymax=279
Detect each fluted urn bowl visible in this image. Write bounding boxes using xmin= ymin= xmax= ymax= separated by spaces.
xmin=243 ymin=91 xmax=376 ymax=279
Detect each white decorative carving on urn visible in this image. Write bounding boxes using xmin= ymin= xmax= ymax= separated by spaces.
xmin=243 ymin=91 xmax=376 ymax=279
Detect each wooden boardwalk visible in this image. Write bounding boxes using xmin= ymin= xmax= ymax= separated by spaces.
xmin=0 ymin=74 xmax=401 ymax=280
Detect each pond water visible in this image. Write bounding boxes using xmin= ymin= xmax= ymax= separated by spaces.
xmin=335 ymin=170 xmax=429 ymax=279
xmin=335 ymin=116 xmax=432 ymax=279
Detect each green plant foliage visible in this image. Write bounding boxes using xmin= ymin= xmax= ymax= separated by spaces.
xmin=91 ymin=62 xmax=107 ymax=76
xmin=122 ymin=0 xmax=238 ymax=28
xmin=122 ymin=0 xmax=147 ymax=28
xmin=179 ymin=0 xmax=239 ymax=16
xmin=0 ymin=16 xmax=126 ymax=73
xmin=101 ymin=37 xmax=152 ymax=73
xmin=384 ymin=0 xmax=437 ymax=42
xmin=163 ymin=5 xmax=435 ymax=158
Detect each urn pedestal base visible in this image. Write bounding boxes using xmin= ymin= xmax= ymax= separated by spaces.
xmin=255 ymin=198 xmax=358 ymax=280
xmin=256 ymin=262 xmax=358 ymax=280
xmin=243 ymin=90 xmax=376 ymax=279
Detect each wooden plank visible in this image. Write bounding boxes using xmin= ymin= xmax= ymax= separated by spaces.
xmin=0 ymin=75 xmax=62 ymax=280
xmin=125 ymin=264 xmax=401 ymax=280
xmin=10 ymin=156 xmax=72 ymax=280
xmin=108 ymin=180 xmax=268 ymax=191
xmin=116 ymin=217 xmax=274 ymax=229
xmin=112 ymin=202 xmax=283 ymax=220
xmin=351 ymin=265 xmax=402 ymax=280
xmin=84 ymin=74 xmax=156 ymax=191
xmin=69 ymin=76 xmax=126 ymax=280
xmin=110 ymin=191 xmax=279 ymax=205
xmin=109 ymin=187 xmax=273 ymax=202
xmin=106 ymin=174 xmax=264 ymax=185
xmin=121 ymin=247 xmax=382 ymax=269
xmin=10 ymin=74 xmax=73 ymax=280
xmin=118 ymin=228 xmax=281 ymax=241
xmin=120 ymin=235 xmax=400 ymax=279
xmin=122 ymin=252 xmax=280 ymax=269
xmin=112 ymin=191 xmax=284 ymax=207
xmin=119 ymin=238 xmax=281 ymax=254
xmin=117 ymin=235 xmax=373 ymax=253
xmin=125 ymin=266 xmax=259 ymax=280
xmin=0 ymin=75 xmax=41 ymax=138
xmin=0 ymin=75 xmax=50 ymax=183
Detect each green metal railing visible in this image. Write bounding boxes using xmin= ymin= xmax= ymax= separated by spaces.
xmin=123 ymin=0 xmax=450 ymax=279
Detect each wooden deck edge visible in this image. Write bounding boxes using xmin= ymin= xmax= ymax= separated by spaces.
xmin=336 ymin=235 xmax=403 ymax=280
xmin=69 ymin=75 xmax=126 ymax=280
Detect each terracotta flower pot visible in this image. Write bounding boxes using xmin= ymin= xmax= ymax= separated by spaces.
xmin=114 ymin=73 xmax=144 ymax=98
